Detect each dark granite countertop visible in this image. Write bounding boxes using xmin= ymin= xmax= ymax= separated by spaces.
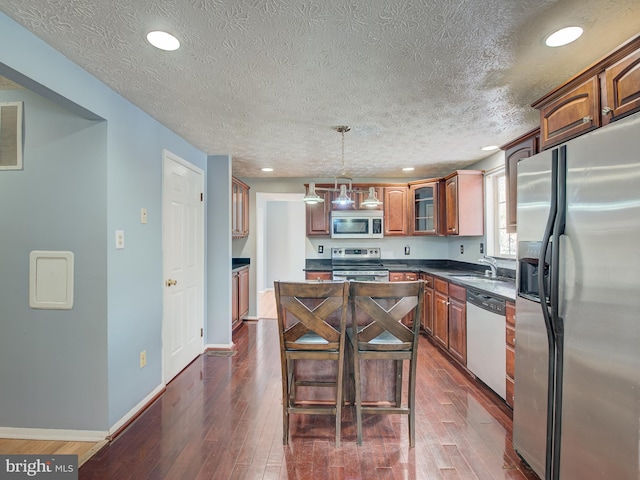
xmin=232 ymin=258 xmax=250 ymax=271
xmin=305 ymin=259 xmax=516 ymax=301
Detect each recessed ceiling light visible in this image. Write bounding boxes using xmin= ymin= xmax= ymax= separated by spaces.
xmin=545 ymin=26 xmax=583 ymax=47
xmin=402 ymin=167 xmax=415 ymax=172
xmin=261 ymin=167 xmax=273 ymax=172
xmin=146 ymin=31 xmax=180 ymax=51
xmin=481 ymin=145 xmax=499 ymax=151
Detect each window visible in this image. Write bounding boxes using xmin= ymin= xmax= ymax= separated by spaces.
xmin=0 ymin=101 xmax=23 ymax=170
xmin=485 ymin=167 xmax=516 ymax=258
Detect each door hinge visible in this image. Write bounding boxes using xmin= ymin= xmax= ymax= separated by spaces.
xmin=200 ymin=193 xmax=203 ymax=202
xmin=200 ymin=328 xmax=204 ymax=337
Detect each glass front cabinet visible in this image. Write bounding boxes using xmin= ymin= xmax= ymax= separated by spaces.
xmin=409 ymin=179 xmax=444 ymax=235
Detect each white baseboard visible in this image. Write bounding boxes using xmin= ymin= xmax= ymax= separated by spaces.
xmin=0 ymin=427 xmax=108 ymax=442
xmin=243 ymin=315 xmax=259 ymax=321
xmin=108 ymin=382 xmax=165 ymax=436
xmin=204 ymin=342 xmax=234 ymax=350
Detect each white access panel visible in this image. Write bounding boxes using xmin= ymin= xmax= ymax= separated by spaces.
xmin=29 ymin=251 xmax=74 ymax=309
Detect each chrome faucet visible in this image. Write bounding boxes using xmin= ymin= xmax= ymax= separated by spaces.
xmin=478 ymin=256 xmax=498 ymax=279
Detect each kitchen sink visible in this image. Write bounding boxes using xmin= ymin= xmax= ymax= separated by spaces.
xmin=450 ymin=275 xmax=508 ymax=284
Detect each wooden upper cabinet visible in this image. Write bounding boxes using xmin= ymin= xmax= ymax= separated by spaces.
xmin=602 ymin=47 xmax=640 ymax=124
xmin=409 ymin=179 xmax=444 ymax=235
xmin=532 ymin=34 xmax=640 ymax=147
xmin=537 ymin=76 xmax=600 ymax=150
xmin=444 ymin=171 xmax=484 ymax=236
xmin=383 ymin=186 xmax=409 ymax=236
xmin=502 ymin=128 xmax=540 ymax=234
xmin=232 ymin=177 xmax=250 ymax=239
xmin=305 ymin=189 xmax=332 ymax=236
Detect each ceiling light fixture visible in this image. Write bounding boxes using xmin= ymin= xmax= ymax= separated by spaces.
xmin=402 ymin=167 xmax=415 ymax=172
xmin=146 ymin=31 xmax=181 ymax=51
xmin=481 ymin=145 xmax=499 ymax=151
xmin=331 ymin=126 xmax=355 ymax=206
xmin=545 ymin=26 xmax=583 ymax=47
xmin=261 ymin=167 xmax=273 ymax=172
xmin=303 ymin=183 xmax=324 ymax=204
xmin=302 ymin=126 xmax=382 ymax=207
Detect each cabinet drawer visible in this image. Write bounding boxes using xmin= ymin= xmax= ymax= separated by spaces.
xmin=305 ymin=271 xmax=332 ymax=281
xmin=405 ymin=272 xmax=418 ymax=281
xmin=434 ymin=278 xmax=448 ymax=294
xmin=506 ymin=345 xmax=515 ymax=379
xmin=448 ymin=283 xmax=466 ymax=302
xmin=389 ymin=272 xmax=406 ymax=282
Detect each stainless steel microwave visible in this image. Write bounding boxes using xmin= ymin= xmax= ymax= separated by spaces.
xmin=330 ymin=210 xmax=384 ymax=239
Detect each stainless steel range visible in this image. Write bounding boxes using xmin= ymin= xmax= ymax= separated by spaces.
xmin=331 ymin=247 xmax=389 ymax=282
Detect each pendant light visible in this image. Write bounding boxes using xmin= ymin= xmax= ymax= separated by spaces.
xmin=303 ymin=183 xmax=324 ymax=204
xmin=360 ymin=186 xmax=383 ymax=207
xmin=303 ymin=125 xmax=382 ymax=207
xmin=331 ymin=126 xmax=354 ymax=206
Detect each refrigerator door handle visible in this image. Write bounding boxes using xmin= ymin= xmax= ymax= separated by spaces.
xmin=548 ymin=145 xmax=567 ymax=480
xmin=539 ymin=148 xmax=559 ymax=480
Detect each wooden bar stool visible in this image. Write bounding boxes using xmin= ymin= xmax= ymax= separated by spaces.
xmin=348 ymin=280 xmax=424 ymax=446
xmin=274 ymin=280 xmax=350 ymax=446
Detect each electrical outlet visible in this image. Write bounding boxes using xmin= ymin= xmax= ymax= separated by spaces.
xmin=115 ymin=230 xmax=125 ymax=249
xmin=139 ymin=350 xmax=147 ymax=368
xmin=404 ymin=245 xmax=410 ymax=255
xmin=460 ymin=244 xmax=464 ymax=254
xmin=480 ymin=242 xmax=484 ymax=254
xmin=318 ymin=245 xmax=323 ymax=254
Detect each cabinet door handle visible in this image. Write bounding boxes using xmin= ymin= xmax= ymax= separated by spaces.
xmin=602 ymin=107 xmax=613 ymax=116
xmin=582 ymin=116 xmax=592 ymax=124
xmin=166 ymin=279 xmax=178 ymax=287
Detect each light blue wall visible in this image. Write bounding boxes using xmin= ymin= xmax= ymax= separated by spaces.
xmin=0 ymin=12 xmax=218 ymax=432
xmin=0 ymin=89 xmax=108 ymax=430
xmin=207 ymin=155 xmax=232 ymax=346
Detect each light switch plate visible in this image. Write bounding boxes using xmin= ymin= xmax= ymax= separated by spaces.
xmin=140 ymin=208 xmax=148 ymax=224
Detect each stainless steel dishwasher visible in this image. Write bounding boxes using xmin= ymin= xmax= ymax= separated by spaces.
xmin=466 ymin=290 xmax=506 ymax=400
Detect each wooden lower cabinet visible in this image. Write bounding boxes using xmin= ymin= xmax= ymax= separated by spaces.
xmin=420 ymin=274 xmax=434 ymax=335
xmin=433 ymin=278 xmax=467 ymax=366
xmin=506 ymin=301 xmax=516 ymax=408
xmin=389 ymin=271 xmax=418 ymax=325
xmin=447 ymin=284 xmax=467 ymax=365
xmin=304 ymin=271 xmax=333 ymax=281
xmin=433 ymin=278 xmax=449 ymax=349
xmin=232 ymin=266 xmax=249 ymax=331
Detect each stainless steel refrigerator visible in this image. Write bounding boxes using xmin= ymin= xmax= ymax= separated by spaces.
xmin=514 ymin=112 xmax=640 ymax=480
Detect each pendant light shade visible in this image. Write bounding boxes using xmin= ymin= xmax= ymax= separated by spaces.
xmin=303 ymin=183 xmax=324 ymax=204
xmin=360 ymin=187 xmax=383 ymax=207
xmin=331 ymin=184 xmax=354 ymax=205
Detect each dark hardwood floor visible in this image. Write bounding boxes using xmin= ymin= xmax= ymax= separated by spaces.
xmin=80 ymin=319 xmax=540 ymax=479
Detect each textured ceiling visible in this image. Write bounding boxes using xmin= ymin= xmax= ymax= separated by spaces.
xmin=1 ymin=0 xmax=640 ymax=179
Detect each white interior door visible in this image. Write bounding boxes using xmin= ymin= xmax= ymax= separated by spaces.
xmin=162 ymin=150 xmax=204 ymax=382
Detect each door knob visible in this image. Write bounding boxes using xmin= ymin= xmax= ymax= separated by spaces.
xmin=166 ymin=279 xmax=178 ymax=287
